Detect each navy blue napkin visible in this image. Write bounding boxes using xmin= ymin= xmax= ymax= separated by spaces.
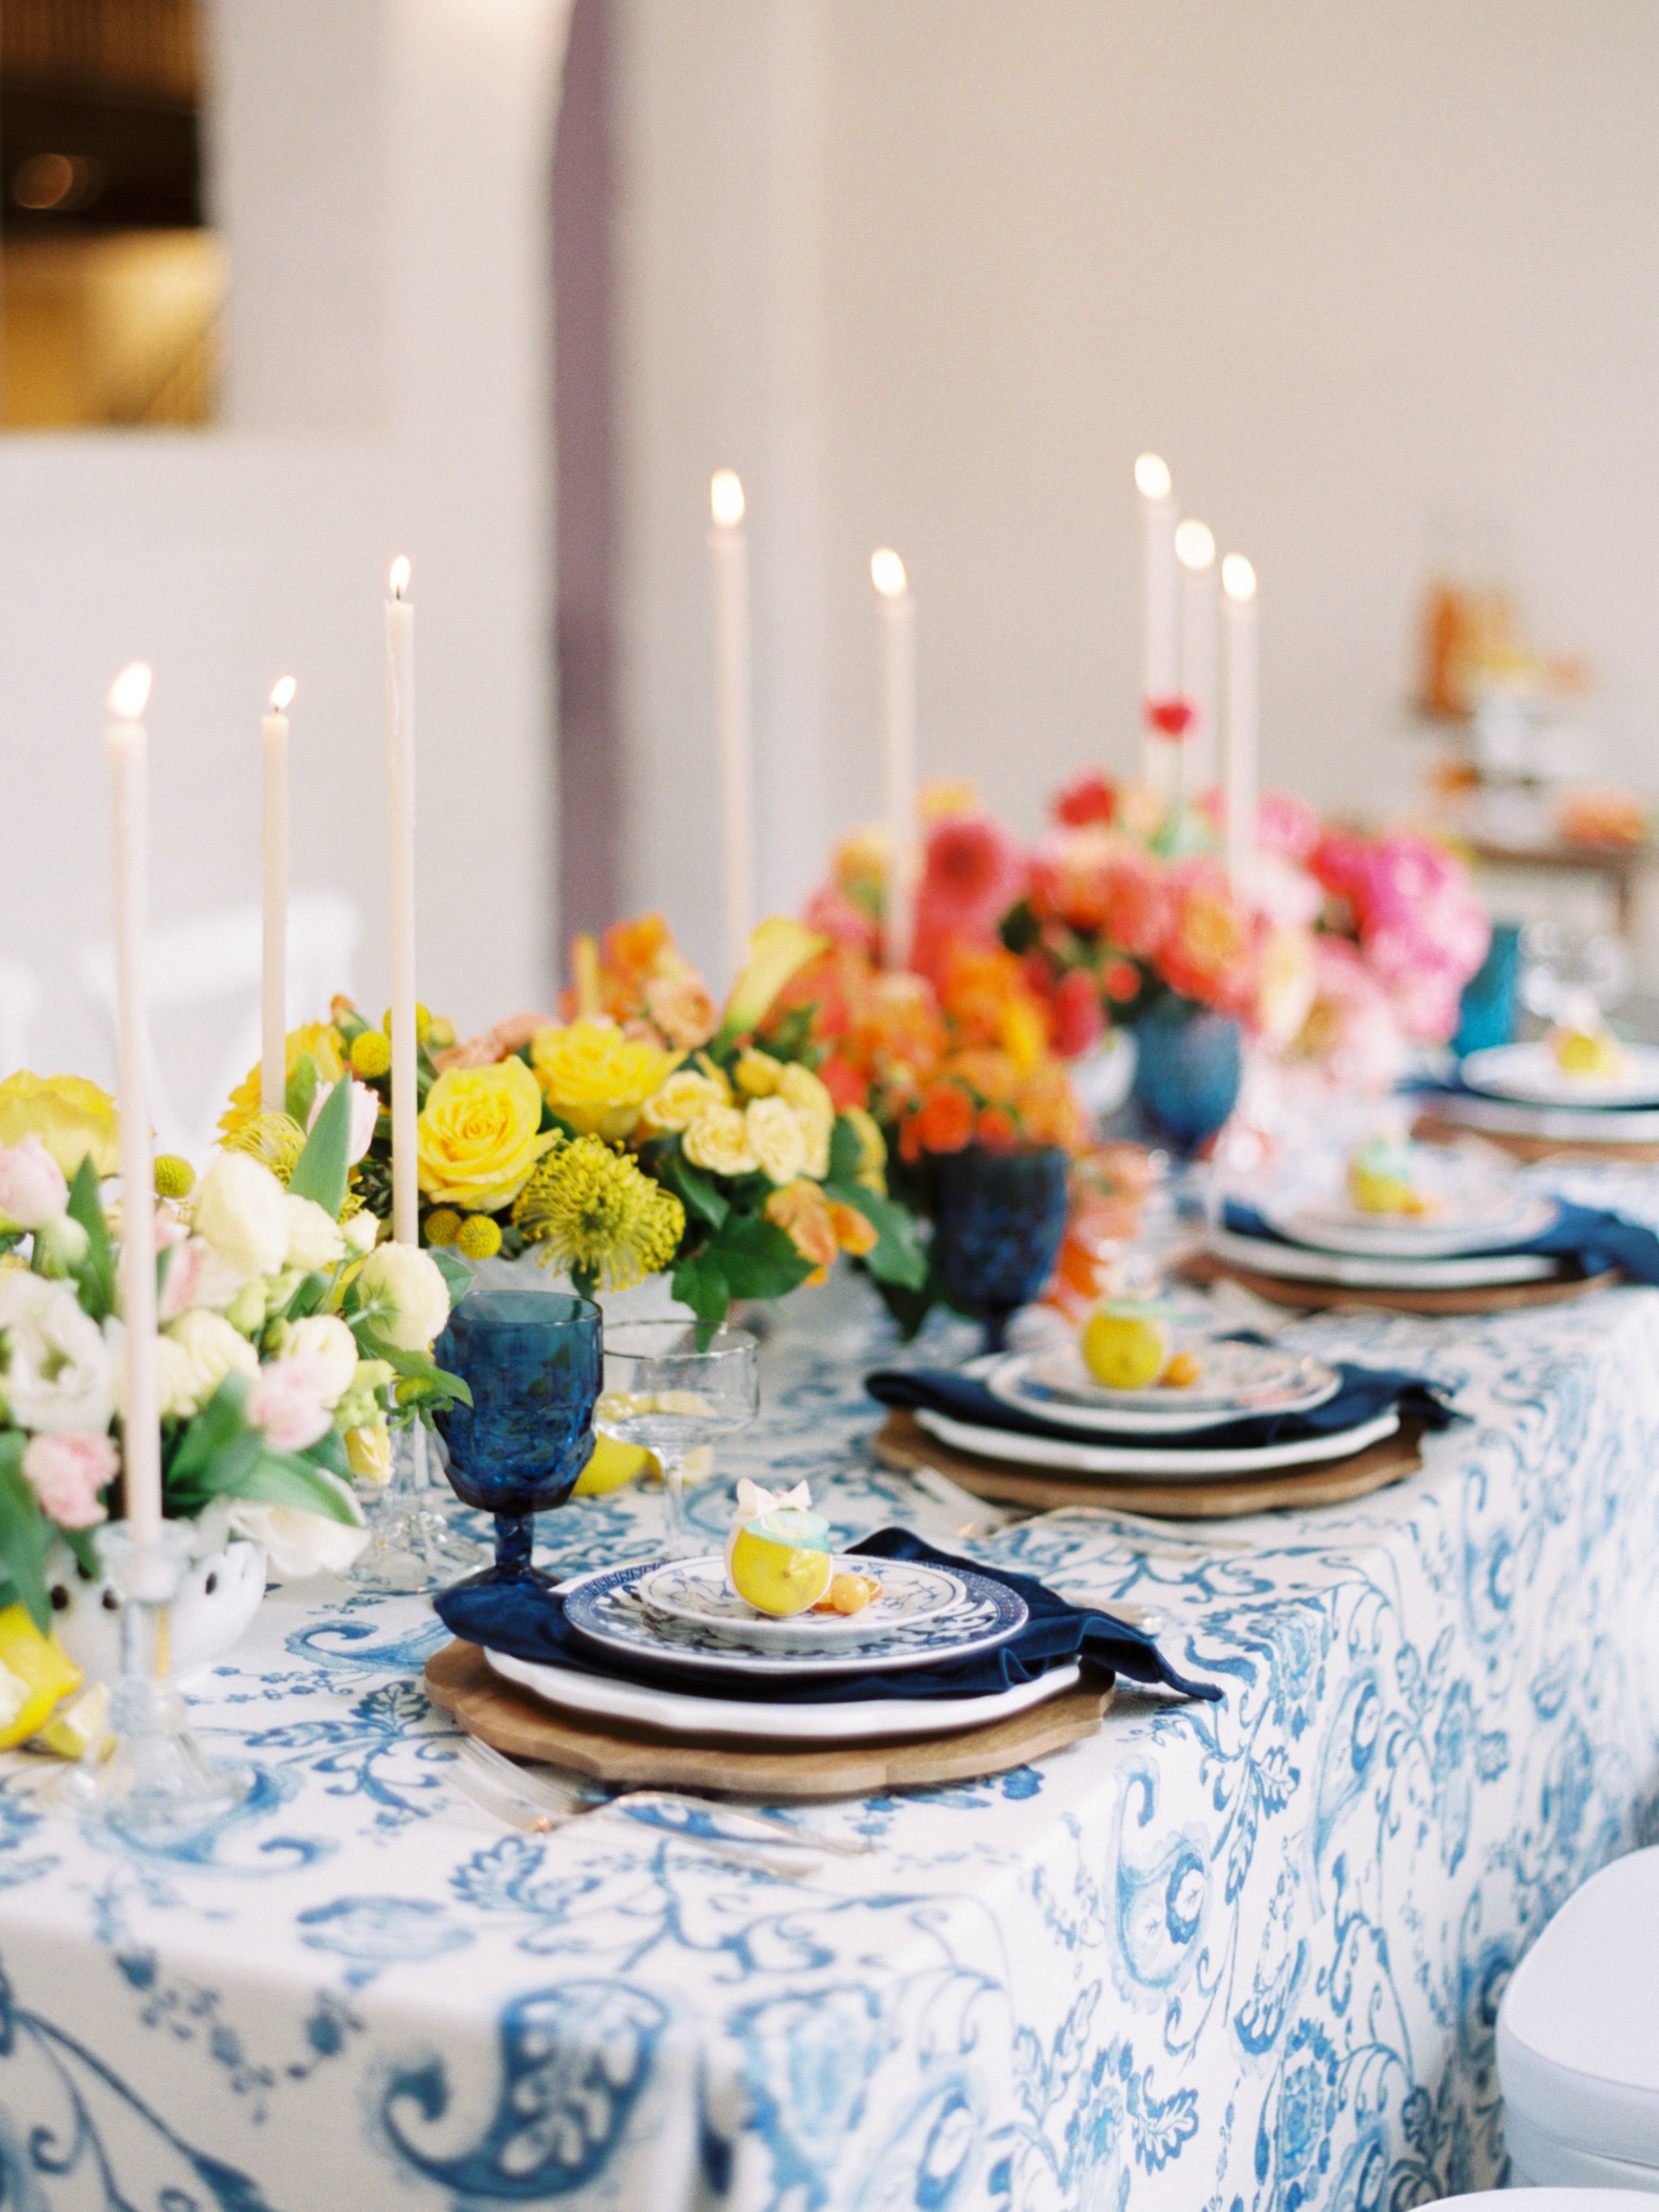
xmin=868 ymin=1356 xmax=1456 ymax=1454
xmin=1224 ymin=1196 xmax=1659 ymax=1289
xmin=434 ymin=1526 xmax=1219 ymax=1705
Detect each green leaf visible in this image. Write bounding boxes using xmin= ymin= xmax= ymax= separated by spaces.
xmin=824 ymin=1178 xmax=929 ymax=1290
xmin=65 ymin=1156 xmax=115 ymax=1322
xmin=655 ymin=1148 xmax=727 ymax=1231
xmin=162 ymin=1372 xmax=258 ymax=1507
xmin=61 ymin=1524 xmax=101 ymax=1579
xmin=224 ymin=1449 xmax=364 ymax=1528
xmin=355 ymin=1326 xmax=472 ymax=1412
xmin=670 ymin=1246 xmax=730 ymax=1325
xmin=827 ymin=1116 xmax=864 ymax=1186
xmin=284 ymin=1054 xmax=321 ymax=1131
xmin=429 ymin=1248 xmax=476 ymax=1307
xmin=706 ymin=1213 xmax=815 ymax=1302
xmin=288 ymin=1075 xmax=352 ymax=1216
xmin=0 ymin=1433 xmax=54 ymax=1634
xmin=305 ymin=1428 xmax=353 ymax=1482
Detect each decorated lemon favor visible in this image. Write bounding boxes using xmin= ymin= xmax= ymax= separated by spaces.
xmin=720 ymin=1477 xmax=830 ymax=1617
xmin=1347 ymin=1136 xmax=1439 ymax=1218
xmin=1080 ymin=1304 xmax=1201 ymax=1392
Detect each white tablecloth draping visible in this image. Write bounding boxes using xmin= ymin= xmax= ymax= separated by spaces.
xmin=1 ymin=1167 xmax=1657 ymax=2211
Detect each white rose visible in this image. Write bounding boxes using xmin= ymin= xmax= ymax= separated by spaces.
xmin=0 ymin=1274 xmax=115 ymax=1434
xmin=340 ymin=1210 xmax=380 ymax=1259
xmin=682 ymin=1105 xmax=758 ymax=1178
xmin=192 ymin=1152 xmax=289 ymax=1281
xmin=164 ymin=1308 xmax=259 ymax=1413
xmin=356 ymin=1242 xmax=450 ymax=1352
xmin=278 ymin=1315 xmax=359 ymax=1407
xmin=744 ymin=1096 xmax=808 ymax=1186
xmin=284 ymin=1194 xmax=345 ymax=1272
xmin=228 ymin=1488 xmax=368 ymax=1580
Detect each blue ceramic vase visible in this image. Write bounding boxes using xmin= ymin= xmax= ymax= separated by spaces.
xmin=933 ymin=1144 xmax=1070 ymax=1350
xmin=433 ymin=1289 xmax=602 ymax=1587
xmin=1131 ymin=999 xmax=1243 ymax=1150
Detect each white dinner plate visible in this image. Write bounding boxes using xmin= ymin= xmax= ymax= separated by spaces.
xmin=1021 ymin=1336 xmax=1327 ymax=1415
xmin=484 ymin=1643 xmax=1080 ymax=1743
xmin=630 ymin=1553 xmax=962 ymax=1645
xmin=1257 ymin=1187 xmax=1557 ymax=1259
xmin=913 ymin=1404 xmax=1401 ymax=1481
xmin=1461 ymin=1041 xmax=1659 ymax=1110
xmin=1205 ymin=1225 xmax=1559 ymax=1290
xmin=1423 ymin=1089 xmax=1659 ymax=1144
xmin=987 ymin=1346 xmax=1342 ymax=1434
xmin=561 ymin=1557 xmax=1027 ymax=1678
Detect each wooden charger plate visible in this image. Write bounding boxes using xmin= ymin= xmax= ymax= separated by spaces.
xmin=425 ymin=1638 xmax=1113 ymax=1801
xmin=1413 ymin=1110 xmax=1659 ymax=1167
xmin=1179 ymin=1248 xmax=1620 ymax=1316
xmin=874 ymin=1407 xmax=1427 ymax=1520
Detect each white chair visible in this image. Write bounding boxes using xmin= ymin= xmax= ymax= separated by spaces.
xmin=79 ymin=889 xmax=360 ymax=1164
xmin=0 ymin=960 xmax=39 ymax=1077
xmin=1496 ymin=1846 xmax=1659 ymax=2191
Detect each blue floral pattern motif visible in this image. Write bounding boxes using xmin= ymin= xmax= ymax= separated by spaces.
xmin=0 ymin=1163 xmax=1655 ymax=2208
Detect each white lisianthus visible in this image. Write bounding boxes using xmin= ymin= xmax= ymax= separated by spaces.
xmin=227 ymin=1487 xmax=368 ymax=1579
xmin=744 ymin=1096 xmax=808 ymax=1186
xmin=164 ymin=1308 xmax=259 ymax=1413
xmin=340 ymin=1210 xmax=379 ymax=1259
xmin=192 ymin=1152 xmax=289 ymax=1281
xmin=278 ymin=1315 xmax=359 ymax=1407
xmin=284 ymin=1194 xmax=345 ymax=1272
xmin=356 ymin=1242 xmax=450 ymax=1352
xmin=0 ymin=1273 xmax=116 ymax=1434
xmin=159 ymin=1234 xmax=244 ymax=1320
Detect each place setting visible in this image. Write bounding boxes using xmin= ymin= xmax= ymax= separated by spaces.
xmin=1414 ymin=1029 xmax=1659 ymax=1165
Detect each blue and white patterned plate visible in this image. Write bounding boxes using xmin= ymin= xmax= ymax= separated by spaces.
xmin=636 ymin=1554 xmax=962 ymax=1644
xmin=560 ymin=1558 xmax=1029 ymax=1678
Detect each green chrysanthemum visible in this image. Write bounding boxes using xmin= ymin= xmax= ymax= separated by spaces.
xmin=512 ymin=1136 xmax=684 ymax=1293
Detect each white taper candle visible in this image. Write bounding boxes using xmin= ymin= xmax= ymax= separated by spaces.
xmin=385 ymin=559 xmax=419 ymax=1246
xmin=872 ymin=548 xmax=917 ymax=970
xmin=1175 ymin=520 xmax=1217 ymax=799
xmin=1135 ymin=453 xmax=1178 ymax=784
xmin=107 ymin=660 xmax=161 ymax=1546
xmin=709 ymin=470 xmax=753 ymax=978
xmin=1222 ymin=554 xmax=1259 ymax=887
xmin=260 ymin=677 xmax=296 ymax=1114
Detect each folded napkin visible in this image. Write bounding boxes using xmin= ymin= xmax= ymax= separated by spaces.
xmin=1223 ymin=1196 xmax=1659 ymax=1289
xmin=868 ymin=1357 xmax=1457 ymax=1455
xmin=434 ymin=1527 xmax=1219 ymax=1705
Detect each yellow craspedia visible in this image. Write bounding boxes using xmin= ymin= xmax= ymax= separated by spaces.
xmin=351 ymin=1029 xmax=392 ymax=1080
xmin=529 ymin=1021 xmax=680 ymax=1140
xmin=424 ymin=1208 xmax=463 ymax=1247
xmin=0 ymin=1071 xmax=119 ymax=1181
xmin=417 ymin=1056 xmax=555 ymax=1213
xmin=153 ymin=1154 xmax=195 ymax=1199
xmin=220 ymin=1024 xmax=344 ymax=1140
xmin=454 ymin=1214 xmax=502 ymax=1260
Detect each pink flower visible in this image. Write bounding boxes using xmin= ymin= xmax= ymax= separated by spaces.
xmin=0 ymin=1136 xmax=67 ymax=1231
xmin=1052 ymin=770 xmax=1116 ymax=828
xmin=246 ymin=1355 xmax=335 ymax=1453
xmin=642 ymin=972 xmax=719 ymax=1051
xmin=22 ymin=1431 xmax=114 ymax=1528
xmin=1050 ymin=967 xmax=1106 ymax=1058
xmin=1294 ymin=939 xmax=1408 ymax=1091
xmin=308 ymin=1077 xmax=380 ymax=1164
xmin=911 ymin=811 xmax=1027 ymax=978
xmin=1254 ymin=791 xmax=1322 ymax=864
xmin=804 ymin=883 xmax=881 ymax=957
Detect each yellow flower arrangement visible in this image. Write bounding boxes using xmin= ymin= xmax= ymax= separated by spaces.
xmin=416 ymin=1057 xmax=555 ymax=1213
xmin=530 ymin=1020 xmax=680 ymax=1140
xmin=220 ymin=1023 xmax=345 ymax=1140
xmin=512 ymin=1135 xmax=685 ymax=1292
xmin=0 ymin=1072 xmax=120 ymax=1181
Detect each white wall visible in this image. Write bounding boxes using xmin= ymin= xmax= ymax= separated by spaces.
xmin=616 ymin=0 xmax=1659 ymax=962
xmin=0 ymin=0 xmax=570 ymax=1110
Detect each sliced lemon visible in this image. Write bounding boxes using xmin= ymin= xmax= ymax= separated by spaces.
xmin=1081 ymin=1308 xmax=1169 ymax=1392
xmin=728 ymin=1508 xmax=834 ymax=1617
xmin=36 ymin=1679 xmax=111 ymax=1762
xmin=573 ymin=1434 xmax=653 ymax=1497
xmin=0 ymin=1605 xmax=83 ymax=1750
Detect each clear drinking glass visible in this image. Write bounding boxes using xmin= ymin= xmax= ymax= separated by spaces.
xmin=595 ymin=1321 xmax=759 ymax=1558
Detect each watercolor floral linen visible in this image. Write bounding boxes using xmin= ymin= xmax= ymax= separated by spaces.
xmin=0 ymin=1164 xmax=1654 ymax=2210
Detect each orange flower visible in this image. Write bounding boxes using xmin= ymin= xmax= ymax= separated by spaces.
xmin=764 ymin=1179 xmax=838 ymax=1281
xmin=603 ymin=912 xmax=673 ymax=984
xmin=914 ymin=1082 xmax=975 ymax=1155
xmin=826 ymin=1197 xmax=878 ymax=1257
xmin=976 ymin=1105 xmax=1019 ymax=1152
xmin=817 ymin=1054 xmax=868 ymax=1111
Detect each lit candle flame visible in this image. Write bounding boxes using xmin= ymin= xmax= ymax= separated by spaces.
xmin=710 ymin=469 xmax=745 ymax=528
xmin=871 ymin=548 xmax=908 ymax=599
xmin=108 ymin=662 xmax=152 ymax=721
xmin=1175 ymin=520 xmax=1215 ymax=569
xmin=389 ymin=556 xmax=412 ymax=600
xmin=1134 ymin=453 xmax=1172 ymax=501
xmin=1222 ymin=554 xmax=1257 ymax=603
xmin=269 ymin=676 xmax=296 ymax=714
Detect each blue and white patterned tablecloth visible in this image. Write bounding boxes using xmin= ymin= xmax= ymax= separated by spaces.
xmin=3 ymin=1164 xmax=1659 ymax=2211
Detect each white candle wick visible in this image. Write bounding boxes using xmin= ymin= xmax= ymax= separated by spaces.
xmin=710 ymin=468 xmax=745 ymax=529
xmin=390 ymin=555 xmax=412 ymax=602
xmin=1222 ymin=553 xmax=1257 ymax=603
xmin=269 ymin=675 xmax=296 ymax=714
xmin=1133 ymin=452 xmax=1172 ymax=501
xmin=108 ymin=662 xmax=152 ymax=721
xmin=871 ymin=547 xmax=908 ymax=599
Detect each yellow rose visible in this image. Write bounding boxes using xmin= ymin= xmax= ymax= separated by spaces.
xmin=795 ymin=1108 xmax=831 ymax=1182
xmin=744 ymin=1096 xmax=808 ymax=1186
xmin=530 ymin=1021 xmax=680 ymax=1140
xmin=682 ymin=1105 xmax=758 ymax=1178
xmin=733 ymin=1047 xmax=784 ymax=1097
xmin=640 ymin=1067 xmax=731 ymax=1133
xmin=220 ymin=1024 xmax=344 ymax=1140
xmin=843 ymin=1106 xmax=889 ymax=1195
xmin=777 ymin=1062 xmax=835 ymax=1127
xmin=0 ymin=1072 xmax=119 ymax=1182
xmin=417 ymin=1057 xmax=554 ymax=1212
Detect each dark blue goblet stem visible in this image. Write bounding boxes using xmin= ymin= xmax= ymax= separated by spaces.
xmin=493 ymin=1513 xmax=535 ymax=1581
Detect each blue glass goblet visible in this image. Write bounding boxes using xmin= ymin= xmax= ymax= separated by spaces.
xmin=433 ymin=1290 xmax=602 ymax=1588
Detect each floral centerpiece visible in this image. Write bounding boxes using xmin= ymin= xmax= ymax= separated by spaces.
xmin=0 ymin=1068 xmax=466 ymax=1749
xmin=276 ymin=916 xmax=928 ymax=1326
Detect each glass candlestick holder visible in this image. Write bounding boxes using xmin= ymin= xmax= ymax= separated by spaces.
xmin=75 ymin=1520 xmax=252 ymax=1848
xmin=350 ymin=1423 xmax=489 ymax=1594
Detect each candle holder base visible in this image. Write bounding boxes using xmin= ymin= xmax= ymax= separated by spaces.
xmin=352 ymin=1426 xmax=489 ymax=1596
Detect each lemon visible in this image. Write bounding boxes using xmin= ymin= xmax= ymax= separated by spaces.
xmin=1554 ymin=1026 xmax=1623 ymax=1077
xmin=728 ymin=1508 xmax=834 ymax=1617
xmin=572 ymin=1434 xmax=653 ymax=1497
xmin=1348 ymin=1137 xmax=1431 ymax=1217
xmin=0 ymin=1604 xmax=82 ymax=1750
xmin=1081 ymin=1308 xmax=1169 ymax=1392
xmin=36 ymin=1680 xmax=111 ymax=1761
